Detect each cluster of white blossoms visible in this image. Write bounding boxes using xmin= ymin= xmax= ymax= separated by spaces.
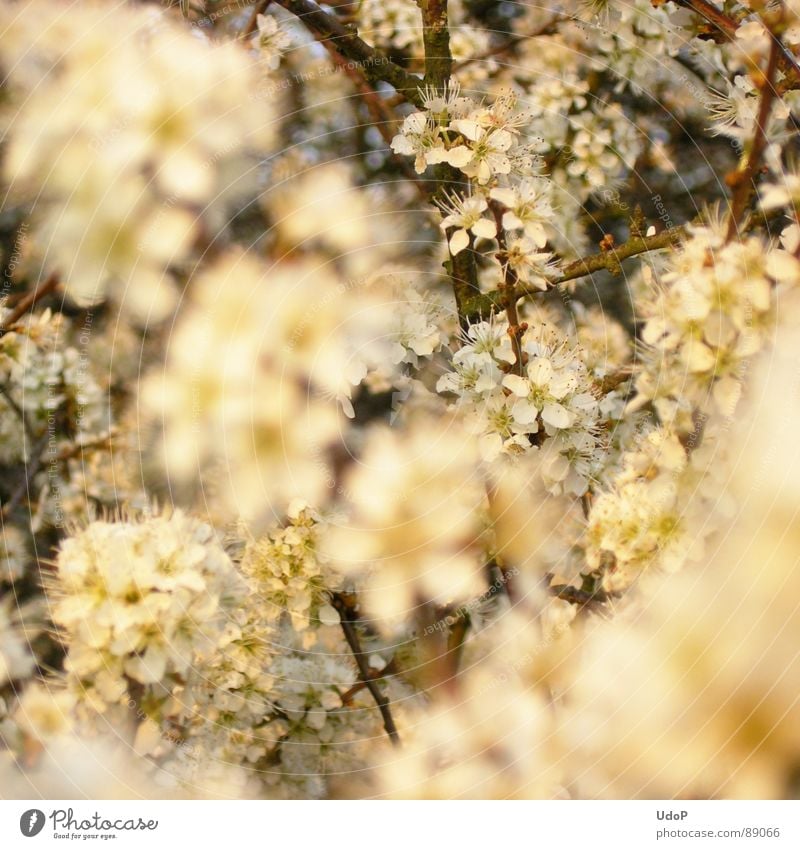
xmin=577 ymin=0 xmax=683 ymax=95
xmin=142 ymin=249 xmax=395 ymax=525
xmin=4 ymin=0 xmax=800 ymax=804
xmin=0 ymin=308 xmax=107 ymax=466
xmin=0 ymin=598 xmax=34 ymax=686
xmin=251 ymin=12 xmax=292 ymax=71
xmin=1 ymin=0 xmax=273 ymax=319
xmin=260 ymin=641 xmax=384 ymax=799
xmin=375 ymin=652 xmax=563 ymax=799
xmin=565 ymin=338 xmax=800 ymax=798
xmin=630 ymin=224 xmax=800 ymax=432
xmin=435 ymin=175 xmax=557 ymax=264
xmin=0 ymin=526 xmax=27 ymax=585
xmin=559 ymin=103 xmax=642 ymax=195
xmin=391 ymin=85 xmax=539 ymax=184
xmin=327 ymin=412 xmax=488 ymax=621
xmin=155 ymin=513 xmax=390 ymax=799
xmin=50 ymin=510 xmax=246 ymax=711
xmin=437 ymin=317 xmax=601 ymax=495
xmin=358 ymin=0 xmax=492 ymax=82
xmin=584 ymin=426 xmax=692 ymax=591
xmin=383 ymin=278 xmax=449 ymax=369
xmin=584 ymin=414 xmax=742 ymax=593
xmin=240 ymin=501 xmax=341 ymax=635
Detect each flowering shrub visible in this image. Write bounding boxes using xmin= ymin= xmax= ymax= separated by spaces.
xmin=1 ymin=0 xmax=800 ymax=801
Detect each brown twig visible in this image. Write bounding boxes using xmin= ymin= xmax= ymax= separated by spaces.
xmin=242 ymin=0 xmax=271 ymax=39
xmin=674 ymin=0 xmax=800 ymax=90
xmin=674 ymin=0 xmax=738 ymax=40
xmin=597 ymin=364 xmax=635 ymax=394
xmin=452 ymin=14 xmax=566 ymax=73
xmin=725 ymin=37 xmax=782 ymax=241
xmin=326 ymin=50 xmax=429 ymax=198
xmin=273 ymin=0 xmax=425 ymax=106
xmin=55 ymin=429 xmax=117 ymax=462
xmin=331 ymin=592 xmax=400 ymax=746
xmin=0 ymin=385 xmax=35 ymax=440
xmin=461 ymin=224 xmax=688 ymax=317
xmin=0 ymin=273 xmax=60 ymax=336
xmin=547 ymin=581 xmax=617 ymax=609
xmin=340 ymin=658 xmax=398 ymax=706
xmin=488 ymin=198 xmax=525 ymax=375
xmin=2 ymin=431 xmax=50 ymax=517
xmin=418 ymin=0 xmax=452 ymax=87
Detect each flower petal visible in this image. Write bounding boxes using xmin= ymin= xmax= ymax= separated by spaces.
xmin=502 ymin=374 xmax=530 ymax=396
xmin=542 ymin=402 xmax=572 ymax=429
xmin=449 ymin=228 xmax=470 ymax=255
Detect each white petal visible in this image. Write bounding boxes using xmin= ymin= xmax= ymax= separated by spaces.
xmin=471 ymin=218 xmax=497 ymax=240
xmin=490 ymin=187 xmax=516 ymax=206
xmin=542 ymin=402 xmax=572 ymax=429
xmin=527 ymin=357 xmax=553 ymax=386
xmin=390 ymin=135 xmax=414 ymax=155
xmin=134 ymin=720 xmax=163 ymax=757
xmin=682 ymin=339 xmax=716 ymax=373
xmin=479 ymin=432 xmax=504 ymax=462
xmin=449 ymin=228 xmax=470 ymax=255
xmin=766 ymin=249 xmax=800 ymax=283
xmin=445 ymin=145 xmax=473 ymax=168
xmin=713 ymin=376 xmax=741 ymax=416
xmin=502 ymin=374 xmax=530 ymax=396
xmin=318 ymin=603 xmax=341 ymax=627
xmin=511 ymin=398 xmax=539 ymax=424
xmin=450 ymin=119 xmax=481 ymax=141
xmin=502 ymin=210 xmax=523 ymax=230
xmin=490 ymin=129 xmax=514 ymax=151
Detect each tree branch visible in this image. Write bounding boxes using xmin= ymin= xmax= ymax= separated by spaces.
xmin=452 ymin=14 xmax=566 ymax=73
xmin=331 ymin=592 xmax=400 ymax=746
xmin=460 ymin=224 xmax=688 ymax=318
xmin=417 ymin=0 xmax=451 ymax=87
xmin=489 ymin=199 xmax=525 ymax=375
xmin=413 ymin=1 xmax=482 ymax=326
xmin=1 ymin=431 xmax=50 ymax=517
xmin=0 ymin=272 xmax=60 ymax=336
xmin=726 ymin=36 xmax=781 ymax=241
xmin=242 ymin=0 xmax=271 ymax=39
xmin=674 ymin=0 xmax=800 ymax=90
xmin=325 ymin=48 xmax=429 ymax=198
xmin=272 ymin=0 xmax=425 ymax=106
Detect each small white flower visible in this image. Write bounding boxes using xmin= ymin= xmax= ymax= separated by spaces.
xmin=251 ymin=13 xmax=291 ymax=70
xmin=490 ymin=177 xmax=554 ymax=248
xmin=390 ymin=111 xmax=472 ymax=174
xmin=437 ymin=192 xmax=497 ymax=255
xmin=451 ymin=123 xmax=514 ymax=184
xmin=504 ymin=237 xmax=556 ymax=290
